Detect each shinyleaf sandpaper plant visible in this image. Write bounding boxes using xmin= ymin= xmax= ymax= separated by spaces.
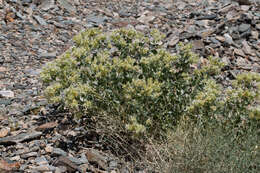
xmin=41 ymin=28 xmax=260 ymax=137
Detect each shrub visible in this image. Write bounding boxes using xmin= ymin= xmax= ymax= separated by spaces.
xmin=40 ymin=28 xmax=260 ymax=137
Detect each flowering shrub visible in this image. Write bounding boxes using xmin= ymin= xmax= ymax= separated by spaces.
xmin=41 ymin=28 xmax=260 ymax=137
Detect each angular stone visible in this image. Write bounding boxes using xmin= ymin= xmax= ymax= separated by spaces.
xmin=16 ymin=148 xmax=30 ymax=155
xmin=0 ymin=127 xmax=10 ymax=138
xmin=215 ymin=35 xmax=225 ymax=42
xmin=241 ymin=5 xmax=250 ymax=11
xmin=224 ymin=33 xmax=234 ymax=45
xmin=251 ymin=31 xmax=259 ymax=40
xmin=21 ymin=152 xmax=38 ymax=159
xmin=168 ymin=35 xmax=179 ymax=47
xmin=256 ymin=24 xmax=260 ymax=30
xmin=35 ymin=156 xmax=49 ymax=165
xmin=233 ymin=0 xmax=251 ymax=5
xmin=57 ymin=0 xmax=76 ymax=13
xmin=0 ymin=90 xmax=14 ymax=98
xmin=241 ymin=40 xmax=253 ymax=55
xmin=195 ymin=20 xmax=209 ymax=27
xmin=198 ymin=29 xmax=215 ymax=38
xmin=67 ymin=156 xmax=82 ymax=165
xmin=191 ymin=40 xmax=204 ymax=50
xmin=33 ymin=15 xmax=47 ymax=26
xmin=9 ymin=156 xmax=20 ymax=161
xmin=238 ymin=24 xmax=250 ymax=33
xmin=79 ymin=153 xmax=88 ymax=164
xmin=196 ymin=14 xmax=217 ymax=20
xmin=218 ymin=4 xmax=235 ymax=13
xmin=0 ymin=67 xmax=7 ymax=72
xmin=176 ymin=1 xmax=186 ymax=10
xmin=234 ymin=48 xmax=246 ymax=57
xmin=87 ymin=15 xmax=107 ymax=25
xmin=24 ymin=68 xmax=41 ymax=76
xmin=0 ymin=131 xmax=42 ymax=145
xmin=32 ymin=165 xmax=56 ymax=172
xmin=85 ymin=149 xmax=108 ymax=170
xmin=135 ymin=25 xmax=149 ymax=31
xmin=15 ymin=11 xmax=25 ymax=20
xmin=54 ymin=156 xmax=82 ymax=173
xmin=22 ymin=0 xmax=32 ymax=4
xmin=39 ymin=52 xmax=56 ymax=59
xmin=39 ymin=0 xmax=55 ymax=11
xmin=137 ymin=15 xmax=155 ymax=24
xmin=45 ymin=145 xmax=53 ymax=153
xmin=52 ymin=148 xmax=67 ymax=157
xmin=36 ymin=122 xmax=58 ymax=131
xmin=109 ymin=160 xmax=118 ymax=170
xmin=0 ymin=158 xmax=20 ymax=172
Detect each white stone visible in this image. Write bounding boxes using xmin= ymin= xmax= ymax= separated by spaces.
xmin=0 ymin=90 xmax=14 ymax=98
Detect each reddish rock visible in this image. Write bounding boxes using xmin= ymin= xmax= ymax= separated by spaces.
xmin=0 ymin=158 xmax=20 ymax=172
xmin=35 ymin=122 xmax=58 ymax=131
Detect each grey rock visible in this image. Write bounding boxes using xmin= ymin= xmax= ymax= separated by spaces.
xmin=256 ymin=51 xmax=260 ymax=58
xmin=35 ymin=156 xmax=49 ymax=165
xmin=195 ymin=20 xmax=208 ymax=27
xmin=19 ymin=164 xmax=28 ymax=171
xmin=196 ymin=14 xmax=217 ymax=20
xmin=57 ymin=0 xmax=76 ymax=13
xmin=119 ymin=9 xmax=131 ymax=17
xmin=109 ymin=160 xmax=118 ymax=169
xmin=135 ymin=25 xmax=149 ymax=31
xmin=191 ymin=40 xmax=204 ymax=50
xmin=13 ymin=83 xmax=26 ymax=90
xmin=67 ymin=156 xmax=82 ymax=165
xmin=0 ymin=131 xmax=42 ymax=145
xmin=210 ymin=37 xmax=221 ymax=45
xmin=0 ymin=90 xmax=14 ymax=98
xmin=39 ymin=52 xmax=56 ymax=59
xmin=0 ymin=56 xmax=4 ymax=63
xmin=256 ymin=24 xmax=260 ymax=30
xmin=55 ymin=166 xmax=67 ymax=173
xmin=186 ymin=25 xmax=196 ymax=33
xmin=10 ymin=155 xmax=21 ymax=161
xmin=10 ymin=0 xmax=18 ymax=3
xmin=87 ymin=15 xmax=107 ymax=25
xmin=33 ymin=165 xmax=57 ymax=172
xmin=24 ymin=68 xmax=41 ymax=76
xmin=16 ymin=11 xmax=26 ymax=20
xmin=52 ymin=21 xmax=66 ymax=28
xmin=8 ymin=109 xmax=23 ymax=116
xmin=52 ymin=148 xmax=67 ymax=156
xmin=120 ymin=166 xmax=130 ymax=173
xmin=23 ymin=105 xmax=39 ymax=115
xmin=238 ymin=24 xmax=251 ymax=33
xmin=39 ymin=0 xmax=55 ymax=11
xmin=54 ymin=156 xmax=82 ymax=173
xmin=85 ymin=149 xmax=108 ymax=170
xmin=79 ymin=153 xmax=88 ymax=164
xmin=33 ymin=15 xmax=47 ymax=26
xmin=21 ymin=152 xmax=38 ymax=159
xmin=29 ymin=145 xmax=40 ymax=152
xmin=22 ymin=0 xmax=32 ymax=4
xmin=224 ymin=33 xmax=234 ymax=45
xmin=16 ymin=148 xmax=30 ymax=155
xmin=229 ymin=70 xmax=239 ymax=79
xmin=176 ymin=1 xmax=186 ymax=10
xmin=255 ymin=13 xmax=260 ymax=18
xmin=62 ymin=19 xmax=74 ymax=25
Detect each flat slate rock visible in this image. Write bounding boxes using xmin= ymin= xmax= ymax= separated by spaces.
xmin=0 ymin=131 xmax=42 ymax=145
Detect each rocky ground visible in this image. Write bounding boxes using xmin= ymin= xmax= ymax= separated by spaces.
xmin=0 ymin=0 xmax=260 ymax=172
